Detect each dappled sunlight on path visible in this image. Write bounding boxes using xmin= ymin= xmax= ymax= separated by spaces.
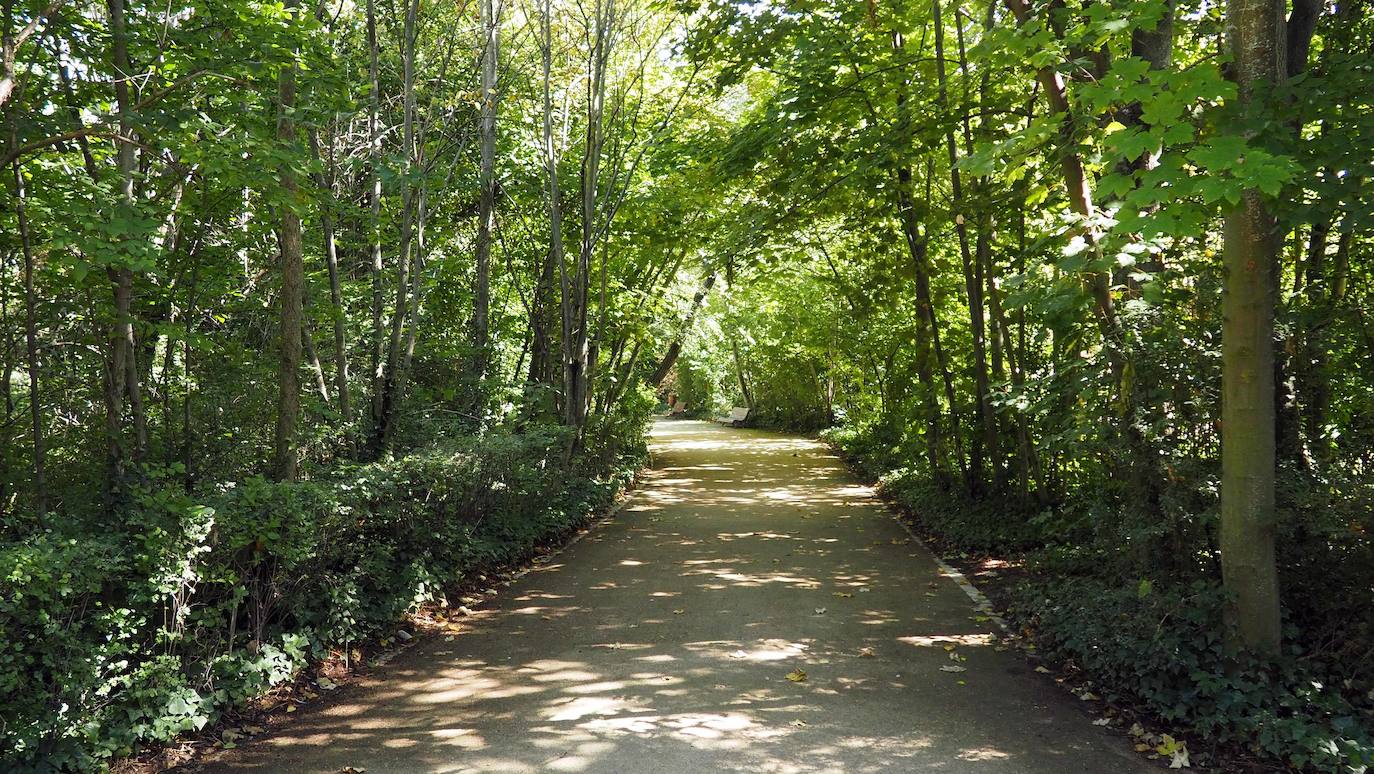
xmin=196 ymin=420 xmax=1153 ymax=773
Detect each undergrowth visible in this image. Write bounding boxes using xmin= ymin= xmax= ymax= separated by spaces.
xmin=824 ymin=423 xmax=1374 ymax=774
xmin=1 ymin=417 xmax=648 ymax=771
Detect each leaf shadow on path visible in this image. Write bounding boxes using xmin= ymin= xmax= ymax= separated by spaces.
xmin=192 ymin=420 xmax=1157 ymax=774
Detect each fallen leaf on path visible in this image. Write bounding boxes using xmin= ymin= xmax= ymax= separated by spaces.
xmin=340 ymin=768 xmax=367 ymax=774
xmin=857 ymin=647 xmax=875 ymax=658
xmin=832 ymin=592 xmax=852 ymax=598
xmin=785 ymin=669 xmax=808 ymax=682
xmin=1092 ymin=718 xmax=1111 ymax=727
xmin=939 ymin=665 xmax=967 ymax=673
xmin=790 ymin=719 xmax=807 ymax=727
xmin=317 ymin=677 xmax=337 ymax=691
xmin=1034 ymin=666 xmax=1052 ymax=674
xmin=730 ymin=650 xmax=748 ymax=659
xmin=673 ymin=609 xmax=685 ymax=615
xmin=286 ymin=705 xmax=297 ymax=713
xmin=813 ymin=607 xmax=827 ymax=615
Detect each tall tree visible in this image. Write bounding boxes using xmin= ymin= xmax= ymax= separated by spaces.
xmin=273 ymin=0 xmax=305 ymax=481
xmin=469 ymin=0 xmax=500 ymax=414
xmin=1219 ymin=0 xmax=1285 ymax=655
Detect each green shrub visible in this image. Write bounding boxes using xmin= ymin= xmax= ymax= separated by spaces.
xmin=825 ymin=419 xmax=1374 ymax=774
xmin=0 ymin=418 xmax=648 ymax=771
xmin=1011 ymin=578 xmax=1373 ymax=773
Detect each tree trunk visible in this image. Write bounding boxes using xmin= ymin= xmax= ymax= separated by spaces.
xmin=10 ymin=159 xmax=46 ymax=520
xmin=648 ymin=272 xmax=716 ymax=386
xmin=273 ymin=0 xmax=305 ymax=482
xmin=371 ymin=0 xmax=420 ymax=458
xmin=367 ymin=0 xmax=385 ymax=427
xmin=564 ymin=0 xmax=614 ymax=442
xmin=888 ymin=31 xmax=950 ymax=483
xmin=469 ymin=0 xmax=500 ymax=413
xmin=104 ymin=0 xmax=148 ymax=492
xmin=935 ymin=0 xmax=994 ymax=493
xmin=1219 ymin=0 xmax=1284 ymax=657
xmin=309 ymin=127 xmax=351 ymax=426
xmin=541 ymin=0 xmax=572 ymax=430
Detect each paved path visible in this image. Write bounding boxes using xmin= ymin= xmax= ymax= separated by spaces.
xmin=198 ymin=420 xmax=1153 ymax=773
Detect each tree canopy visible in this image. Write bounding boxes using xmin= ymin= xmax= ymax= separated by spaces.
xmin=2 ymin=0 xmax=1372 ymax=770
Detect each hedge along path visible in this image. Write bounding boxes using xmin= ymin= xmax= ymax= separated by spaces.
xmin=197 ymin=419 xmax=1155 ymax=773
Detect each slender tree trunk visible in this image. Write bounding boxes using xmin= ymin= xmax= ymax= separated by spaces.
xmin=398 ymin=185 xmax=429 ymax=395
xmin=541 ymin=0 xmax=571 ymax=426
xmin=367 ymin=0 xmax=385 ymax=426
xmin=273 ymin=0 xmax=305 ymax=482
xmin=528 ymin=245 xmax=557 ymax=388
xmin=564 ymin=0 xmax=614 ymax=442
xmin=1006 ymin=0 xmax=1162 ymax=518
xmin=470 ymin=0 xmax=500 ymax=413
xmin=648 ymin=272 xmax=716 ymax=386
xmin=889 ymin=30 xmax=949 ymax=482
xmin=304 ymin=319 xmax=329 ymax=403
xmin=371 ymin=0 xmax=420 ymax=457
xmin=105 ymin=0 xmax=148 ymax=491
xmin=11 ymin=160 xmax=46 ymax=520
xmin=732 ymin=338 xmax=753 ymax=410
xmin=309 ymin=127 xmax=351 ymax=425
xmin=1219 ymin=0 xmax=1284 ymax=656
xmin=1003 ymin=0 xmax=1119 ymax=343
xmin=934 ymin=0 xmax=993 ymax=492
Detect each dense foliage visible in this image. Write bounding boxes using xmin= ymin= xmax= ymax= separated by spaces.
xmin=4 ymin=0 xmax=1373 ymax=770
xmin=1 ymin=0 xmax=677 ymax=766
xmin=666 ymin=0 xmax=1374 ymax=770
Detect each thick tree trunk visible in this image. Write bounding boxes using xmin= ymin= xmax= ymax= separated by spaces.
xmin=273 ymin=0 xmax=305 ymax=482
xmin=1219 ymin=0 xmax=1284 ymax=657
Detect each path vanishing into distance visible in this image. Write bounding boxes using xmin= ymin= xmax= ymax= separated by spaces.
xmin=197 ymin=420 xmax=1155 ymax=773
